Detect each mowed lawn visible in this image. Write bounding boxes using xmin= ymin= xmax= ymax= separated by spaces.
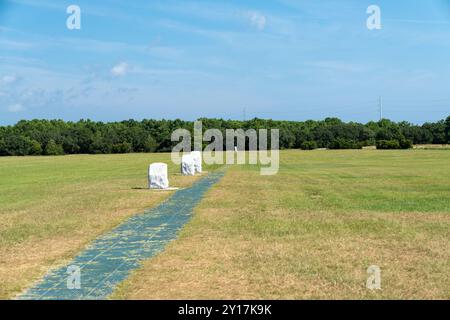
xmin=113 ymin=150 xmax=450 ymax=299
xmin=1 ymin=151 xmax=449 ymax=299
xmin=0 ymin=154 xmax=211 ymax=299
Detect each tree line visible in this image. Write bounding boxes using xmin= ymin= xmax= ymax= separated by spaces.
xmin=0 ymin=116 xmax=449 ymax=156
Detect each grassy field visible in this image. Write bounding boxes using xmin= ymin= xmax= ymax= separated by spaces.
xmin=112 ymin=150 xmax=450 ymax=299
xmin=0 ymin=154 xmax=213 ymax=299
xmin=1 ymin=150 xmax=449 ymax=299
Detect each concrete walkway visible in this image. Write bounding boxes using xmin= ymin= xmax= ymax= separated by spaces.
xmin=20 ymin=171 xmax=224 ymax=300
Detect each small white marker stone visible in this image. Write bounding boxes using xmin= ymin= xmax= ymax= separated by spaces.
xmin=191 ymin=151 xmax=202 ymax=174
xmin=181 ymin=154 xmax=195 ymax=176
xmin=148 ymin=163 xmax=169 ymax=189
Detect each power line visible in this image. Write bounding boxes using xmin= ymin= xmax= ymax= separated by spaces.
xmin=238 ymin=96 xmax=448 ymax=122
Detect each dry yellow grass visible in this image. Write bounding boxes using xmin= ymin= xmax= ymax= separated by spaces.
xmin=113 ymin=150 xmax=450 ymax=299
xmin=0 ymin=153 xmax=202 ymax=299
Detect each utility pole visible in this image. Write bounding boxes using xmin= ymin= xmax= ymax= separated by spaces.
xmin=378 ymin=96 xmax=383 ymax=121
xmin=243 ymin=107 xmax=247 ymax=122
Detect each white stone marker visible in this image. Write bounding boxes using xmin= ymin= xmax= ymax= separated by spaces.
xmin=148 ymin=163 xmax=169 ymax=189
xmin=181 ymin=154 xmax=195 ymax=176
xmin=191 ymin=151 xmax=202 ymax=174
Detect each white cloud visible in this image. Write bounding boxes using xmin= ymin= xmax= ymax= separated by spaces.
xmin=111 ymin=62 xmax=129 ymax=77
xmin=0 ymin=39 xmax=34 ymax=50
xmin=247 ymin=11 xmax=267 ymax=31
xmin=2 ymin=74 xmax=18 ymax=84
xmin=7 ymin=103 xmax=24 ymax=113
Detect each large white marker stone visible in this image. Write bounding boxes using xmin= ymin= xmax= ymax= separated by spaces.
xmin=148 ymin=163 xmax=169 ymax=189
xmin=191 ymin=151 xmax=202 ymax=174
xmin=181 ymin=154 xmax=195 ymax=176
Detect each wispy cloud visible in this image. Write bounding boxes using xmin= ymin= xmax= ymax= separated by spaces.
xmin=0 ymin=39 xmax=33 ymax=50
xmin=110 ymin=62 xmax=129 ymax=77
xmin=7 ymin=103 xmax=24 ymax=113
xmin=7 ymin=0 xmax=131 ymax=20
xmin=304 ymin=60 xmax=370 ymax=73
xmin=7 ymin=0 xmax=62 ymax=10
xmin=385 ymin=18 xmax=450 ymax=25
xmin=1 ymin=0 xmax=448 ymax=125
xmin=2 ymin=74 xmax=19 ymax=84
xmin=138 ymin=2 xmax=292 ymax=36
xmin=245 ymin=11 xmax=267 ymax=31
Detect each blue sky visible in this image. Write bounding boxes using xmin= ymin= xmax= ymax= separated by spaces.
xmin=1 ymin=0 xmax=450 ymax=125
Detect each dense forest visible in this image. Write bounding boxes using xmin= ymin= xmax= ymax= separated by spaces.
xmin=0 ymin=116 xmax=449 ymax=156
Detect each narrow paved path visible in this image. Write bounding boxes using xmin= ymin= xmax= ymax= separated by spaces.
xmin=20 ymin=171 xmax=224 ymax=300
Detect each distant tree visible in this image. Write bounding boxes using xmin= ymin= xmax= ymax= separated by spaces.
xmin=398 ymin=138 xmax=413 ymax=149
xmin=0 ymin=138 xmax=6 ymax=156
xmin=44 ymin=139 xmax=64 ymax=155
xmin=445 ymin=116 xmax=450 ymax=143
xmin=0 ymin=134 xmax=38 ymax=156
xmin=0 ymin=117 xmax=447 ymax=156
xmin=376 ymin=140 xmax=401 ymax=150
xmin=329 ymin=138 xmax=362 ymax=150
xmin=143 ymin=135 xmax=159 ymax=153
xmin=112 ymin=142 xmax=133 ymax=154
xmin=312 ymin=126 xmax=334 ymax=148
xmin=324 ymin=117 xmax=343 ymax=126
xmin=62 ymin=135 xmax=81 ymax=154
xmin=279 ymin=128 xmax=296 ymax=149
xmin=399 ymin=122 xmax=433 ymax=144
xmin=422 ymin=121 xmax=446 ymax=144
xmin=300 ymin=141 xmax=318 ymax=150
xmin=89 ymin=132 xmax=111 ymax=154
xmin=358 ymin=126 xmax=375 ymax=145
xmin=29 ymin=140 xmax=43 ymax=155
